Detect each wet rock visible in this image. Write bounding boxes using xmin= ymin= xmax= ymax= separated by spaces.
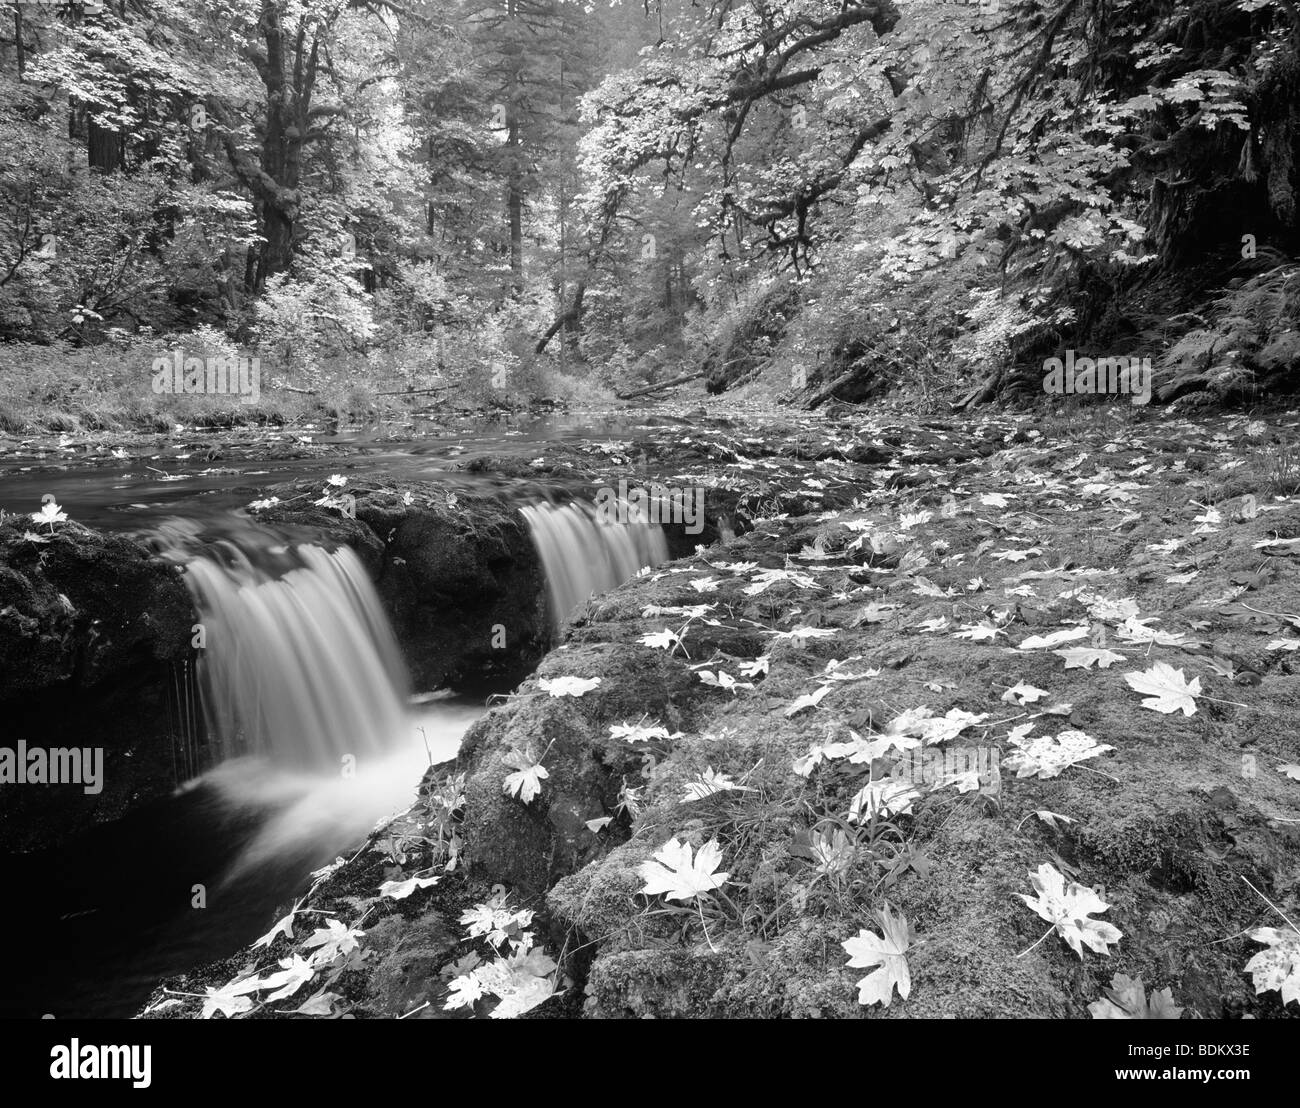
xmin=457 ymin=642 xmax=705 ymax=892
xmin=258 ymin=481 xmax=550 ymax=693
xmin=0 ymin=520 xmax=195 ymax=851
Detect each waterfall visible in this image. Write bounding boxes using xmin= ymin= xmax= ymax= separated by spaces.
xmin=156 ymin=525 xmax=411 ymax=772
xmin=520 ymin=500 xmax=669 ymax=626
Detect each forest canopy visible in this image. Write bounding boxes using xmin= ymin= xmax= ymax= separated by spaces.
xmin=1 ymin=0 xmax=1297 ymax=414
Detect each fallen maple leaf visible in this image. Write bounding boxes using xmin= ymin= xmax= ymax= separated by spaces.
xmin=30 ymin=500 xmax=68 ymax=529
xmin=502 ymin=747 xmax=549 ymax=803
xmin=252 ymin=907 xmax=298 ymax=948
xmin=638 ymin=628 xmax=681 ymax=650
xmin=1124 ymin=662 xmax=1201 ymax=715
xmin=784 ymin=684 xmax=831 ymax=716
xmin=200 ymin=976 xmax=264 ymax=1019
xmin=1244 ymin=927 xmax=1300 ymax=1006
xmin=537 ymin=675 xmax=601 ymax=697
xmin=842 ymin=905 xmax=913 ymax=1008
xmin=738 ymin=654 xmax=771 ymax=677
xmin=768 ymin=625 xmax=837 ymax=641
xmin=954 ymin=622 xmax=1002 ymax=641
xmin=637 ymin=837 xmax=730 ymax=901
xmin=1053 ymin=646 xmax=1126 ymax=670
xmin=681 ymin=766 xmax=755 ymax=801
xmin=1002 ymin=682 xmax=1048 ymax=705
xmin=460 ymin=895 xmax=535 ymax=947
xmin=848 ymin=778 xmax=922 ymax=821
xmin=378 ymin=873 xmax=442 ymax=900
xmin=259 ymin=954 xmax=317 ymax=1003
xmin=914 ymin=616 xmax=951 ymax=632
xmin=487 ymin=948 xmax=562 ymax=1019
xmin=1115 ymin=616 xmax=1189 ymax=647
xmin=608 ymin=720 xmax=678 ymax=743
xmin=1088 ymin=973 xmax=1183 ymax=1019
xmin=1018 ymin=627 xmax=1089 ymax=650
xmin=697 ymin=669 xmax=754 ymax=693
xmin=301 ymin=918 xmax=364 ymax=964
xmin=1019 ymin=863 xmax=1122 ymax=958
xmin=288 ymin=990 xmax=341 ymax=1017
xmin=1005 ymin=730 xmax=1114 ymax=780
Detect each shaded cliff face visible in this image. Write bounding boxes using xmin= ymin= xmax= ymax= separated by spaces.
xmin=0 ymin=519 xmax=197 ymax=852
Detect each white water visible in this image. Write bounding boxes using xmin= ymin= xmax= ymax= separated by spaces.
xmin=205 ymin=698 xmax=481 ymax=881
xmin=181 ymin=542 xmax=411 ymax=771
xmin=160 ymin=498 xmax=662 ymax=877
xmin=521 ymin=499 xmax=669 ymax=626
xmin=162 ymin=533 xmax=473 ymax=876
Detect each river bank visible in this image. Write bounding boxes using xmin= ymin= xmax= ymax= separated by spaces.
xmin=124 ymin=402 xmax=1300 ymax=1019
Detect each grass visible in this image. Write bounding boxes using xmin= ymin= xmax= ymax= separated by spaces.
xmin=0 ymin=341 xmax=617 ymax=436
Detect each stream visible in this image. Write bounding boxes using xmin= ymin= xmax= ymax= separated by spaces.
xmin=0 ymin=413 xmax=681 ymax=1017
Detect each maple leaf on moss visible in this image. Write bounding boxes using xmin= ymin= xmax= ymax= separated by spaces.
xmin=1088 ymin=973 xmax=1183 ymax=1019
xmin=1244 ymin=927 xmax=1300 ymax=1006
xmin=502 ymin=747 xmax=549 ymax=804
xmin=537 ymin=675 xmax=601 ymax=697
xmin=1124 ymin=662 xmax=1201 ymax=715
xmin=200 ymin=976 xmax=263 ymax=1019
xmin=1005 ymin=729 xmax=1113 ymax=780
xmin=842 ymin=905 xmax=913 ymax=1008
xmin=637 ymin=837 xmax=730 ymax=901
xmin=1019 ymin=863 xmax=1122 ymax=958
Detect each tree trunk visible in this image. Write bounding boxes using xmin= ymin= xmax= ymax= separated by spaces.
xmin=616 ymin=370 xmax=703 ymax=400
xmin=87 ymin=115 xmax=122 ymax=174
xmin=505 ymin=0 xmax=524 ymax=296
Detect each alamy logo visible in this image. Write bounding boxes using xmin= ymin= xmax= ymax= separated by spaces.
xmin=50 ymin=1039 xmax=150 ymax=1089
xmin=593 ymin=479 xmax=704 ymax=535
xmin=891 ymin=745 xmax=1001 ymax=798
xmin=152 ymin=349 xmax=261 ymax=404
xmin=0 ymin=741 xmax=103 ymax=794
xmin=1042 ymin=349 xmax=1151 ymax=405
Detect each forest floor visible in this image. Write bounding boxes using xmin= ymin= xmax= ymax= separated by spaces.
xmin=138 ymin=398 xmax=1300 ymax=1019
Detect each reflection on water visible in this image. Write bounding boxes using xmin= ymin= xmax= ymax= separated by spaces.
xmin=0 ymin=412 xmax=679 ymax=530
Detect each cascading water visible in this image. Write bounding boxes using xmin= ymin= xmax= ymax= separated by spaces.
xmin=146 ymin=520 xmax=473 ymax=879
xmin=520 ymin=499 xmax=669 ymax=626
xmin=179 ymin=540 xmax=410 ymax=771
